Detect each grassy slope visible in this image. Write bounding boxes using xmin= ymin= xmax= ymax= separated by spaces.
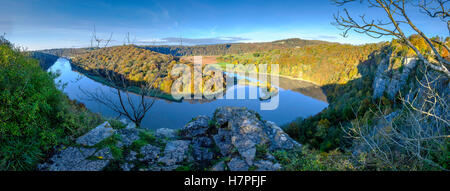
xmin=0 ymin=41 xmax=105 ymax=170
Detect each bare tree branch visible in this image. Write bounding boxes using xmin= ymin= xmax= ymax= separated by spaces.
xmin=332 ymin=0 xmax=450 ymax=78
xmin=80 ymin=30 xmax=169 ymax=127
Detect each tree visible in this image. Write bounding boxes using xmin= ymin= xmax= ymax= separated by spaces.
xmin=80 ymin=29 xmax=166 ymax=127
xmin=332 ymin=0 xmax=450 ymax=78
xmin=80 ymin=66 xmax=166 ymax=127
xmin=333 ymin=0 xmax=450 ymax=170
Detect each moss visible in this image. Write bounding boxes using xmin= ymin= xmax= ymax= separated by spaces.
xmin=254 ymin=112 xmax=262 ymax=121
xmin=175 ymin=164 xmax=193 ymax=171
xmin=102 ymin=160 xmax=123 ymax=171
xmin=110 ymin=145 xmax=123 ymax=160
xmin=208 ymin=119 xmax=217 ymax=128
xmin=139 ymin=131 xmax=166 ymax=148
xmin=93 ymin=134 xmax=121 ymax=149
xmin=130 ymin=139 xmax=148 ymax=151
xmin=248 ymin=165 xmax=258 ymax=171
xmin=210 ymin=142 xmax=221 ymax=156
xmin=139 ymin=131 xmax=156 ymax=144
xmin=255 ymin=144 xmax=269 ymax=161
xmin=223 ymin=156 xmax=232 ymax=163
xmin=108 ymin=119 xmax=127 ymax=129
xmin=271 ymin=147 xmax=358 ymax=171
xmin=129 ymin=131 xmax=166 ymax=152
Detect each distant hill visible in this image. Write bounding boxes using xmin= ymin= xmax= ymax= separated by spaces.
xmin=70 ymin=45 xmax=221 ymax=99
xmin=35 ymin=38 xmax=333 ymax=57
xmin=35 ymin=47 xmax=96 ymax=58
xmin=140 ymin=38 xmax=333 ymax=56
xmin=71 ymin=45 xmax=177 ymax=83
xmin=217 ymin=42 xmax=384 ymax=86
xmin=70 ymin=45 xmax=228 ymax=99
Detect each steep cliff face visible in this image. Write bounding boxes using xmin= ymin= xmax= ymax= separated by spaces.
xmin=372 ymin=55 xmax=419 ymax=99
xmin=352 ymin=68 xmax=449 ymax=170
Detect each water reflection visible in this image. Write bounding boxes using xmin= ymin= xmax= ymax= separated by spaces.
xmin=49 ymin=58 xmax=328 ymax=129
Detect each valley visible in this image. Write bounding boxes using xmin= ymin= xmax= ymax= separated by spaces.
xmin=1 ymin=0 xmax=448 ymax=173
xmin=32 ymin=36 xmax=449 ymax=171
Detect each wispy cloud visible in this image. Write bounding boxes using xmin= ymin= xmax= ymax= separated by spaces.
xmin=316 ymin=35 xmax=338 ymax=40
xmin=137 ymin=36 xmax=249 ymax=45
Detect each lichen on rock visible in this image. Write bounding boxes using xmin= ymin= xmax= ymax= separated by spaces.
xmin=39 ymin=107 xmax=301 ymax=171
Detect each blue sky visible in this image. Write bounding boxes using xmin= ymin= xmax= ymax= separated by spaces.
xmin=1 ymin=0 xmax=447 ymax=50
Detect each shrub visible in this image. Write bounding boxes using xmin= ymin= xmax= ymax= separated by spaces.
xmin=0 ymin=42 xmax=102 ymax=170
xmin=272 ymin=147 xmax=358 ymax=171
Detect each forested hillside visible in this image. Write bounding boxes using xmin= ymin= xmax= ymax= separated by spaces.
xmin=216 ymin=42 xmax=386 ymax=150
xmin=37 ymin=38 xmax=331 ymax=58
xmin=71 ymin=45 xmax=225 ymax=98
xmin=217 ymin=36 xmax=449 ymax=170
xmin=141 ymin=38 xmax=332 ymax=56
xmin=71 ymin=46 xmax=180 ymax=96
xmin=218 ymin=43 xmax=384 ymax=86
xmin=37 ymin=47 xmax=95 ymax=58
xmin=72 ymin=45 xmax=176 ymax=82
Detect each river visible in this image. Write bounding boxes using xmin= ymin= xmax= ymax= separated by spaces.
xmin=48 ymin=58 xmax=328 ymax=129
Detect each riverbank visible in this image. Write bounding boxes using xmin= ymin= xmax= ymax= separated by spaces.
xmin=213 ymin=62 xmax=322 ymax=86
xmin=69 ymin=61 xmax=182 ymax=102
xmin=69 ymin=59 xmax=283 ymax=102
xmin=214 ymin=63 xmax=327 ymax=102
xmin=48 ymin=58 xmax=328 ymax=130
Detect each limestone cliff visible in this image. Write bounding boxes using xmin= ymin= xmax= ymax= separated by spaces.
xmin=373 ymin=55 xmax=419 ymax=99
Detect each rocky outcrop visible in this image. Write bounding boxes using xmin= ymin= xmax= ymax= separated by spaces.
xmin=38 ymin=147 xmax=113 ymax=171
xmin=158 ymin=140 xmax=191 ymax=166
xmin=39 ymin=122 xmax=117 ymax=171
xmin=76 ymin=121 xmax=116 ymax=147
xmin=265 ymin=121 xmax=302 ymax=150
xmin=187 ymin=107 xmax=301 ymax=171
xmin=228 ymin=158 xmax=249 ymax=171
xmin=155 ymin=128 xmax=177 ymax=139
xmin=212 ymin=107 xmax=300 ymax=166
xmin=373 ymin=56 xmax=418 ymax=99
xmin=180 ymin=115 xmax=210 ymax=138
xmin=39 ymin=107 xmax=301 ymax=171
xmin=116 ymin=128 xmax=141 ymax=147
xmin=139 ymin=144 xmax=161 ymax=162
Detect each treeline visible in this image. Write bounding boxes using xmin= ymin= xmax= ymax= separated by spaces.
xmin=140 ymin=38 xmax=332 ymax=56
xmin=218 ymin=43 xmax=384 ymax=86
xmin=284 ymin=49 xmax=387 ymax=152
xmin=219 ymin=35 xmax=449 ymax=155
xmin=37 ymin=47 xmax=96 ymax=58
xmin=35 ymin=38 xmax=330 ymax=58
xmin=71 ymin=45 xmax=226 ymax=97
xmin=282 ymin=37 xmax=450 ymax=170
xmin=71 ymin=45 xmax=179 ymax=94
xmin=215 ymin=42 xmax=386 ymax=152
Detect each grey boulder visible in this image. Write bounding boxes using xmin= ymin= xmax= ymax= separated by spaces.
xmin=76 ymin=122 xmax=116 ymax=147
